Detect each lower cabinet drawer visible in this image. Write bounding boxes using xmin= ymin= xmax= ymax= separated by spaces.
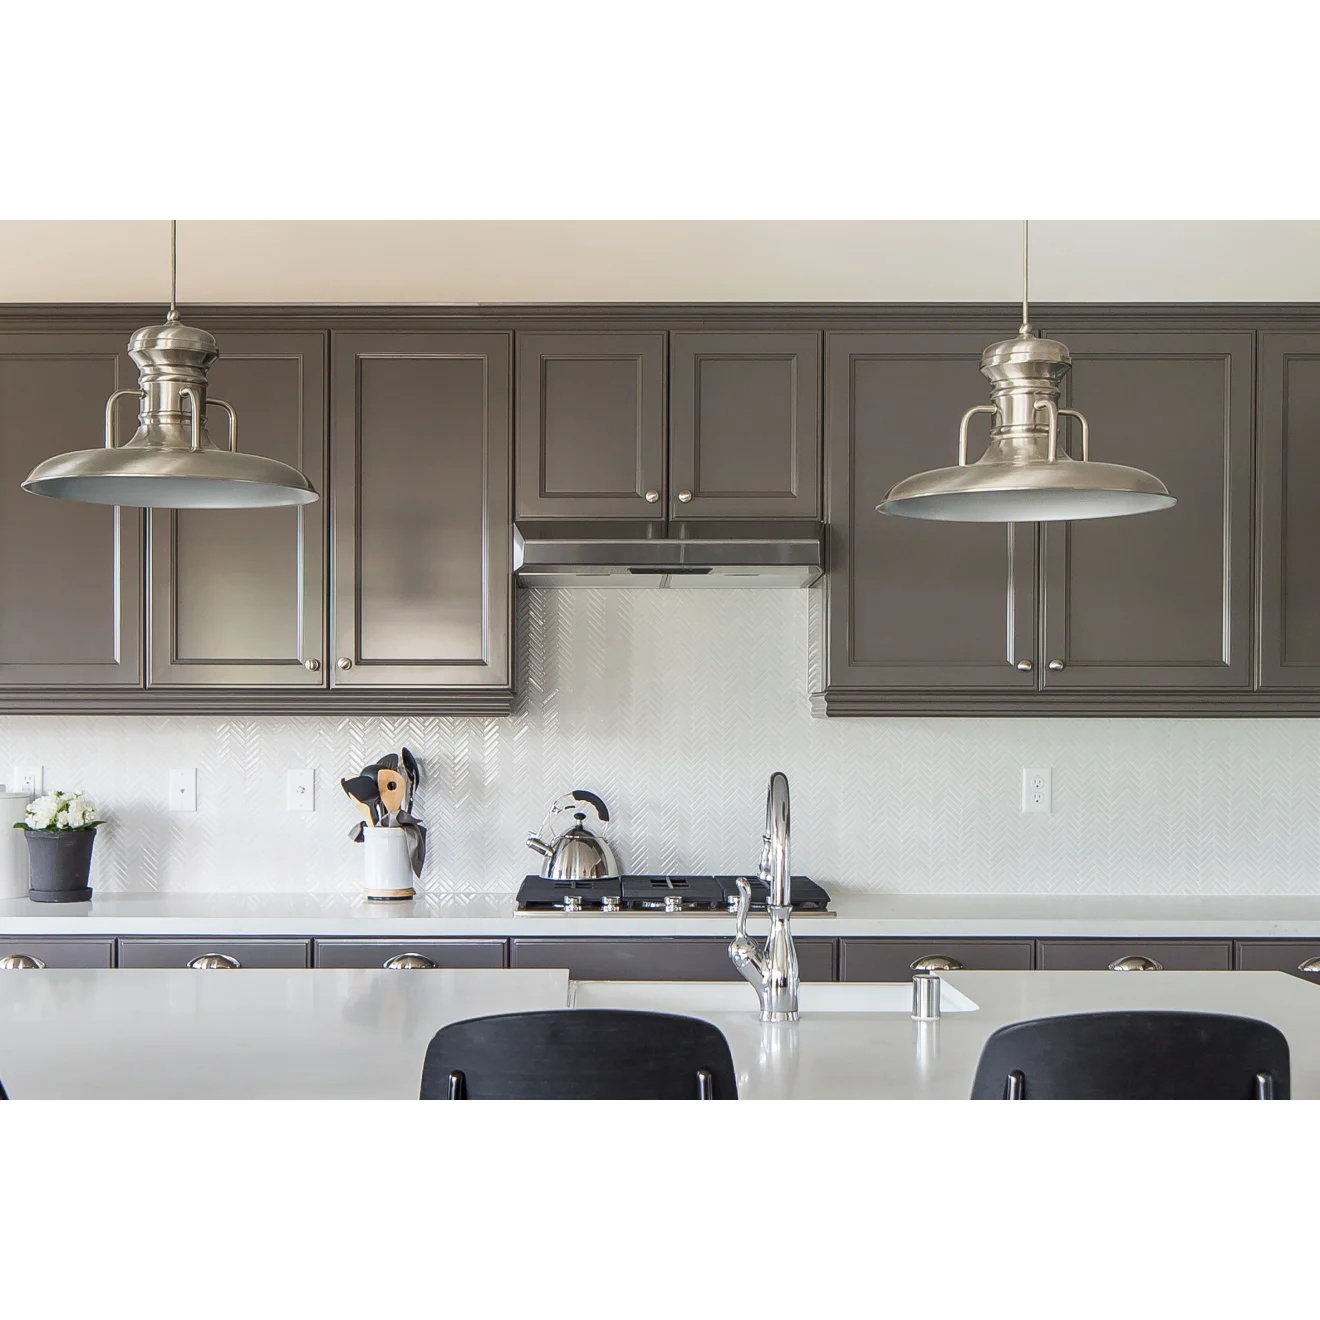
xmin=1036 ymin=939 xmax=1232 ymax=971
xmin=1235 ymin=941 xmax=1320 ymax=980
xmin=313 ymin=938 xmax=507 ymax=969
xmin=839 ymin=939 xmax=1033 ymax=981
xmin=117 ymin=938 xmax=311 ymax=969
xmin=0 ymin=937 xmax=115 ymax=968
xmin=511 ymin=937 xmax=836 ymax=982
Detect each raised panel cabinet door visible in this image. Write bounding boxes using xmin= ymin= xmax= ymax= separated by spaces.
xmin=820 ymin=333 xmax=1038 ymax=693
xmin=0 ymin=332 xmax=144 ymax=686
xmin=515 ymin=332 xmax=666 ymax=520
xmin=839 ymin=939 xmax=1034 ymax=981
xmin=1035 ymin=940 xmax=1232 ymax=971
xmin=1040 ymin=332 xmax=1253 ymax=690
xmin=1257 ymin=334 xmax=1320 ymax=688
xmin=668 ymin=332 xmax=821 ymax=520
xmin=117 ymin=938 xmax=311 ymax=968
xmin=148 ymin=332 xmax=327 ymax=686
xmin=0 ymin=937 xmax=116 ymax=968
xmin=510 ymin=937 xmax=836 ymax=982
xmin=331 ymin=333 xmax=512 ymax=689
xmin=313 ymin=938 xmax=507 ymax=968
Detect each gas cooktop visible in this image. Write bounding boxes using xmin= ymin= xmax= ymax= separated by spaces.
xmin=514 ymin=874 xmax=832 ymax=915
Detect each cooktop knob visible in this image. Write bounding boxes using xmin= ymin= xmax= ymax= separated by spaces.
xmin=561 ymin=894 xmax=583 ymax=912
xmin=663 ymin=894 xmax=683 ymax=913
xmin=601 ymin=895 xmax=621 ymax=912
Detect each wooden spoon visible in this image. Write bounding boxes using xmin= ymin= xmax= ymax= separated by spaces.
xmin=377 ymin=768 xmax=406 ymax=819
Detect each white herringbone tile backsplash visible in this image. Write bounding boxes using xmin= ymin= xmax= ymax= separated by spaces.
xmin=0 ymin=588 xmax=1315 ymax=896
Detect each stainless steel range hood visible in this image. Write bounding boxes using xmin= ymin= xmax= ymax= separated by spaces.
xmin=513 ymin=520 xmax=824 ymax=588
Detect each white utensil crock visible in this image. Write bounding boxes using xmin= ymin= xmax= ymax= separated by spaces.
xmin=363 ymin=826 xmax=415 ymax=901
xmin=0 ymin=791 xmax=33 ymax=900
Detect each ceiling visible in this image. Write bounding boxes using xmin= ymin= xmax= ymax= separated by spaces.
xmin=2 ymin=221 xmax=1319 ymax=304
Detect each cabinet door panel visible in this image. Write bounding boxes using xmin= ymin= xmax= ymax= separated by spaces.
xmin=313 ymin=938 xmax=507 ymax=969
xmin=0 ymin=333 xmax=143 ymax=686
xmin=1035 ymin=939 xmax=1231 ymax=971
xmin=149 ymin=332 xmax=326 ymax=686
xmin=516 ymin=332 xmax=666 ymax=520
xmin=511 ymin=937 xmax=835 ymax=982
xmin=839 ymin=939 xmax=1033 ymax=981
xmin=821 ymin=333 xmax=1037 ymax=691
xmin=1258 ymin=335 xmax=1320 ymax=687
xmin=0 ymin=937 xmax=115 ymax=968
xmin=1041 ymin=332 xmax=1252 ymax=689
xmin=669 ymin=332 xmax=820 ymax=519
xmin=117 ymin=938 xmax=311 ymax=968
xmin=331 ymin=333 xmax=512 ymax=688
xmin=1235 ymin=941 xmax=1320 ymax=981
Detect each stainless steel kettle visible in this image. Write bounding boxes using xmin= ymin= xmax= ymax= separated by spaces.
xmin=526 ymin=790 xmax=621 ymax=880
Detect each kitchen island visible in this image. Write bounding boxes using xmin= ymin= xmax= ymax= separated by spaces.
xmin=1 ymin=967 xmax=1317 ymax=1099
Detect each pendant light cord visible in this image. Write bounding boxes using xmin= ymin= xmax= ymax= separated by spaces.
xmin=1020 ymin=219 xmax=1032 ymax=337
xmin=167 ymin=219 xmax=178 ymax=323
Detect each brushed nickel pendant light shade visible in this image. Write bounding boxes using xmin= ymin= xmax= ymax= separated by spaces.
xmin=22 ymin=223 xmax=318 ymax=509
xmin=876 ymin=223 xmax=1175 ymax=523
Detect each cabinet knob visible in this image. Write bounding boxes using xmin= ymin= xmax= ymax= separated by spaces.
xmin=1298 ymin=958 xmax=1320 ymax=973
xmin=187 ymin=953 xmax=242 ymax=970
xmin=384 ymin=953 xmax=438 ymax=970
xmin=677 ymin=490 xmax=693 ymax=504
xmin=1108 ymin=955 xmax=1163 ymax=972
xmin=1015 ymin=659 xmax=1033 ymax=672
xmin=303 ymin=658 xmax=321 ymax=672
xmin=1048 ymin=659 xmax=1065 ymax=671
xmin=337 ymin=657 xmax=353 ymax=671
xmin=910 ymin=954 xmax=964 ymax=972
xmin=0 ymin=953 xmax=45 ymax=969
xmin=644 ymin=489 xmax=660 ymax=504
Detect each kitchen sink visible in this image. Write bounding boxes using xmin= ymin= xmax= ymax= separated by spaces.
xmin=568 ymin=979 xmax=979 ymax=1015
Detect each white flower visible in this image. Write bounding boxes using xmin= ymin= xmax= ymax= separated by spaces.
xmin=24 ymin=790 xmax=99 ymax=830
xmin=25 ymin=794 xmax=59 ymax=829
xmin=54 ymin=809 xmax=70 ymax=828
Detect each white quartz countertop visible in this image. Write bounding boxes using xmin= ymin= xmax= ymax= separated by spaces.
xmin=6 ymin=890 xmax=1320 ymax=938
xmin=1 ymin=967 xmax=1317 ymax=1099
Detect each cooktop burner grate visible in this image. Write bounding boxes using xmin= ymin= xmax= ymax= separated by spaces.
xmin=515 ymin=873 xmax=831 ymax=914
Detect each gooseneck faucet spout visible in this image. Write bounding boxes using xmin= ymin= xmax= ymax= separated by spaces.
xmin=729 ymin=771 xmax=800 ymax=1022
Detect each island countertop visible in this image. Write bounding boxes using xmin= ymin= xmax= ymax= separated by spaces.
xmin=6 ymin=890 xmax=1320 ymax=939
xmin=0 ymin=967 xmax=1317 ymax=1099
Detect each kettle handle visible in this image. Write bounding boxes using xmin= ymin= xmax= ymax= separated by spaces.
xmin=570 ymin=790 xmax=610 ymax=823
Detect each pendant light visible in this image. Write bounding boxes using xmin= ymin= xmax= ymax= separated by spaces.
xmin=22 ymin=222 xmax=318 ymax=509
xmin=876 ymin=222 xmax=1175 ymax=523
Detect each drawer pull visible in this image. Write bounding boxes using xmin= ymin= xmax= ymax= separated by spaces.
xmin=1298 ymin=958 xmax=1320 ymax=973
xmin=187 ymin=953 xmax=242 ymax=970
xmin=910 ymin=955 xmax=965 ymax=972
xmin=0 ymin=953 xmax=45 ymax=969
xmin=1108 ymin=955 xmax=1163 ymax=972
xmin=383 ymin=953 xmax=438 ymax=970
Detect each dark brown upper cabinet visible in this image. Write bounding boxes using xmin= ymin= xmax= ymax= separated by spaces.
xmin=330 ymin=332 xmax=513 ymax=702
xmin=1040 ymin=331 xmax=1253 ymax=691
xmin=0 ymin=332 xmax=144 ymax=688
xmin=1258 ymin=333 xmax=1320 ymax=689
xmin=668 ymin=332 xmax=821 ymax=521
xmin=148 ymin=332 xmax=327 ymax=687
xmin=515 ymin=332 xmax=666 ymax=520
xmin=815 ymin=332 xmax=1038 ymax=708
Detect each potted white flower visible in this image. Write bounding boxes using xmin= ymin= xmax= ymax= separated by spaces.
xmin=12 ymin=790 xmax=104 ymax=903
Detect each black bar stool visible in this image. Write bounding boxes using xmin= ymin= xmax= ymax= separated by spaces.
xmin=971 ymin=1010 xmax=1289 ymax=1099
xmin=420 ymin=1009 xmax=738 ymax=1100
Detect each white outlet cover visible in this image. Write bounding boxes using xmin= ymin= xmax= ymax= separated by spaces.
xmin=168 ymin=768 xmax=197 ymax=812
xmin=1021 ymin=767 xmax=1052 ymax=814
xmin=286 ymin=769 xmax=315 ymax=812
xmin=9 ymin=766 xmax=43 ymax=796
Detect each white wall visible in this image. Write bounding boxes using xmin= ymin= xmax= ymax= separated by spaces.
xmin=0 ymin=589 xmax=1314 ymax=898
xmin=3 ymin=221 xmax=1320 ymax=303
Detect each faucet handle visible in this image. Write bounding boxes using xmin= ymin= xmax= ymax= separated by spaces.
xmin=733 ymin=876 xmax=752 ymax=942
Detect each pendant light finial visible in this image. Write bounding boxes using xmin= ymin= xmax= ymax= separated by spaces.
xmin=1019 ymin=219 xmax=1033 ymax=338
xmin=166 ymin=219 xmax=179 ymax=325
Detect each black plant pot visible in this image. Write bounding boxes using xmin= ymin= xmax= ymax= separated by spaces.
xmin=24 ymin=829 xmax=96 ymax=903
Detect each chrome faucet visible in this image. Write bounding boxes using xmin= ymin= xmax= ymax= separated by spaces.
xmin=729 ymin=771 xmax=800 ymax=1022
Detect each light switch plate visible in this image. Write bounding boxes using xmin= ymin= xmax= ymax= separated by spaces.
xmin=9 ymin=766 xmax=42 ymax=796
xmin=168 ymin=768 xmax=197 ymax=812
xmin=286 ymin=769 xmax=315 ymax=812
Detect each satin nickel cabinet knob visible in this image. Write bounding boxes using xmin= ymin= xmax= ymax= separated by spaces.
xmin=337 ymin=657 xmax=353 ymax=671
xmin=1108 ymin=955 xmax=1163 ymax=972
xmin=383 ymin=953 xmax=438 ymax=970
xmin=677 ymin=490 xmax=693 ymax=503
xmin=188 ymin=953 xmax=242 ymax=969
xmin=1016 ymin=659 xmax=1033 ymax=671
xmin=644 ymin=489 xmax=660 ymax=503
xmin=1298 ymin=957 xmax=1320 ymax=973
xmin=0 ymin=954 xmax=45 ymax=969
xmin=1048 ymin=659 xmax=1066 ymax=671
xmin=303 ymin=658 xmax=320 ymax=672
xmin=910 ymin=954 xmax=965 ymax=972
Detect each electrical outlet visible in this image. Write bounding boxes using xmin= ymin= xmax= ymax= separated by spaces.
xmin=9 ymin=766 xmax=42 ymax=796
xmin=168 ymin=768 xmax=197 ymax=812
xmin=286 ymin=769 xmax=315 ymax=812
xmin=1021 ymin=767 xmax=1052 ymax=814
